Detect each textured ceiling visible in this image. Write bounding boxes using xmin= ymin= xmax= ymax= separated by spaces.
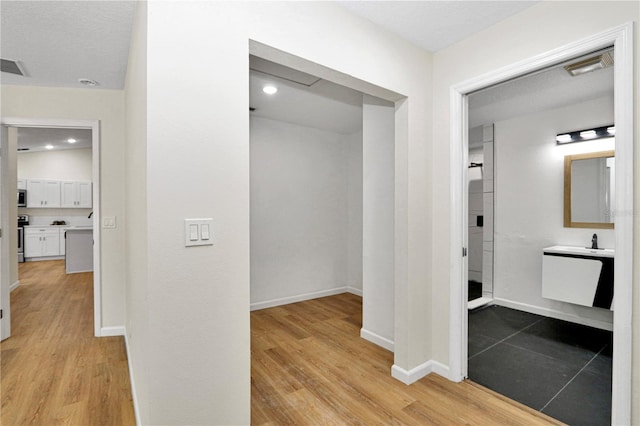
xmin=0 ymin=1 xmax=135 ymax=89
xmin=1 ymin=1 xmax=612 ymax=137
xmin=337 ymin=1 xmax=539 ymax=52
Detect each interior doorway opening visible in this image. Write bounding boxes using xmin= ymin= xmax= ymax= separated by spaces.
xmin=0 ymin=118 xmax=102 ymax=339
xmin=450 ymin=23 xmax=634 ymax=425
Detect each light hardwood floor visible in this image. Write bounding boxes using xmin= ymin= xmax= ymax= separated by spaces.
xmin=1 ymin=260 xmax=135 ymax=425
xmin=251 ymin=293 xmax=564 ymax=425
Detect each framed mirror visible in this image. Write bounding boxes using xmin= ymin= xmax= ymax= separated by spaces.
xmin=564 ymin=150 xmax=615 ymax=229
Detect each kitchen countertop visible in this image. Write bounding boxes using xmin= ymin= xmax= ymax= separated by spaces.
xmin=24 ymin=225 xmax=93 ymax=229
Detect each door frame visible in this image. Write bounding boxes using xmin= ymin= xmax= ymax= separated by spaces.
xmin=448 ymin=22 xmax=634 ymax=424
xmin=0 ymin=117 xmax=102 ymax=337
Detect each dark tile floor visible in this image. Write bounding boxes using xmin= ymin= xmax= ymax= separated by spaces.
xmin=468 ymin=305 xmax=612 ymax=425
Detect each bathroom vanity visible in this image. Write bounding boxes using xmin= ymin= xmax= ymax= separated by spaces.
xmin=542 ymin=245 xmax=614 ymax=309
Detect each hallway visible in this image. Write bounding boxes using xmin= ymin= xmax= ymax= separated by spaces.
xmin=0 ymin=260 xmax=135 ymax=425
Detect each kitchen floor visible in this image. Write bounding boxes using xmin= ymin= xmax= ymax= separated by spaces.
xmin=468 ymin=305 xmax=612 ymax=426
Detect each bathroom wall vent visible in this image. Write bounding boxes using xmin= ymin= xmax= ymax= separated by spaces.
xmin=564 ymin=51 xmax=614 ymax=77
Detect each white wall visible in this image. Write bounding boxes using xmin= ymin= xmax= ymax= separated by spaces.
xmin=468 ymin=140 xmax=483 ymax=283
xmin=362 ymin=96 xmax=395 ymax=348
xmin=432 ymin=3 xmax=639 ymax=421
xmin=18 ymin=148 xmax=92 ymax=181
xmin=347 ymin=130 xmax=363 ymax=292
xmin=123 ymin=1 xmax=148 ymax=424
xmin=494 ymin=95 xmax=614 ymax=328
xmin=1 ymin=85 xmax=126 ymax=329
xmin=250 ymin=116 xmax=361 ymax=308
xmin=130 ymin=2 xmax=432 ymax=423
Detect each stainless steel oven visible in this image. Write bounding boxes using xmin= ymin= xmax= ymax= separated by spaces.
xmin=18 ymin=215 xmax=29 ymax=263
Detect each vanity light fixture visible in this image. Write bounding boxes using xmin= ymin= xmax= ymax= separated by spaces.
xmin=67 ymin=138 xmax=77 ymax=143
xmin=556 ymin=124 xmax=615 ymax=145
xmin=579 ymin=130 xmax=597 ymax=139
xmin=262 ymin=85 xmax=278 ymax=95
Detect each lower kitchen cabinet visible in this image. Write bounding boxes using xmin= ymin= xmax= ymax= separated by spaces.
xmin=24 ymin=228 xmax=62 ymax=258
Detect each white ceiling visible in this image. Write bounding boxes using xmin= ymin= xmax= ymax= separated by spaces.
xmin=469 ymin=59 xmax=614 ymax=129
xmin=250 ymin=59 xmax=365 ymax=135
xmin=0 ymin=1 xmax=613 ymax=137
xmin=337 ymin=1 xmax=539 ymax=52
xmin=17 ymin=128 xmax=92 ymax=152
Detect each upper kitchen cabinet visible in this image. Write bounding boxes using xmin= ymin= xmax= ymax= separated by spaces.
xmin=27 ymin=179 xmax=61 ymax=208
xmin=61 ymin=181 xmax=92 ymax=208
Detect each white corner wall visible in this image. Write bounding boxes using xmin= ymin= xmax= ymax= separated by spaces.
xmin=1 ymin=85 xmax=126 ymax=329
xmin=135 ymin=1 xmax=432 ymax=423
xmin=494 ymin=95 xmax=614 ymax=329
xmin=361 ymin=96 xmax=395 ymax=349
xmin=347 ymin=130 xmax=363 ymax=293
xmin=250 ymin=116 xmax=361 ymax=309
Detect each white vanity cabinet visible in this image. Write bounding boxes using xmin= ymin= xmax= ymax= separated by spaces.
xmin=542 ymin=246 xmax=614 ymax=309
xmin=61 ymin=181 xmax=92 ymax=208
xmin=26 ymin=179 xmax=61 ymax=208
xmin=25 ymin=227 xmax=61 ymax=258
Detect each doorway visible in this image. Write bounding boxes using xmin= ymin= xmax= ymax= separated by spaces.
xmin=0 ymin=118 xmax=102 ymax=338
xmin=450 ymin=24 xmax=634 ymax=424
xmin=247 ymin=55 xmax=396 ymax=350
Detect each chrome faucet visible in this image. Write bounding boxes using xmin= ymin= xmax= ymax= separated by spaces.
xmin=591 ymin=233 xmax=598 ymax=249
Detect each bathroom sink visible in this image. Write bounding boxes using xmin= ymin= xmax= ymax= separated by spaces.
xmin=544 ymin=245 xmax=614 ymax=258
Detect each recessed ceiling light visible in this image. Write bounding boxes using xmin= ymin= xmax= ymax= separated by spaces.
xmin=67 ymin=138 xmax=77 ymax=143
xmin=45 ymin=144 xmax=54 ymax=150
xmin=263 ymin=85 xmax=278 ymax=95
xmin=78 ymin=78 xmax=98 ymax=86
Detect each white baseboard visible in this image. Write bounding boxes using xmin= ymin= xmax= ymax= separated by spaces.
xmin=467 ymin=297 xmax=493 ymax=310
xmin=360 ymin=328 xmax=394 ymax=352
xmin=123 ymin=329 xmax=141 ymax=426
xmin=100 ymin=326 xmax=125 ymax=337
xmin=493 ymin=298 xmax=613 ymax=332
xmin=347 ymin=286 xmax=363 ymax=297
xmin=391 ymin=359 xmax=450 ymax=385
xmin=10 ymin=280 xmax=20 ymax=292
xmin=251 ymin=286 xmax=356 ymax=311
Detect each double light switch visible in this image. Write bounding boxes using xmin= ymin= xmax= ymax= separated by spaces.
xmin=184 ymin=218 xmax=213 ymax=247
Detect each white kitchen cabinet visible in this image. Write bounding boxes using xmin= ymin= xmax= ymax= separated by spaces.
xmin=26 ymin=179 xmax=61 ymax=208
xmin=25 ymin=228 xmax=61 ymax=258
xmin=61 ymin=181 xmax=92 ymax=208
xmin=17 ymin=179 xmax=27 ymax=190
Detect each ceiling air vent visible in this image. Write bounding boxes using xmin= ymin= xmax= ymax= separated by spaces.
xmin=564 ymin=51 xmax=614 ymax=77
xmin=1 ymin=58 xmax=24 ymax=76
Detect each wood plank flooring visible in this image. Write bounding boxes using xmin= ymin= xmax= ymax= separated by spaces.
xmin=1 ymin=260 xmax=135 ymax=425
xmin=251 ymin=293 xmax=564 ymax=425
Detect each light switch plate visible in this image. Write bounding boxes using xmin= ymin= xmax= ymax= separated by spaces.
xmin=184 ymin=218 xmax=214 ymax=247
xmin=103 ymin=216 xmax=117 ymax=229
